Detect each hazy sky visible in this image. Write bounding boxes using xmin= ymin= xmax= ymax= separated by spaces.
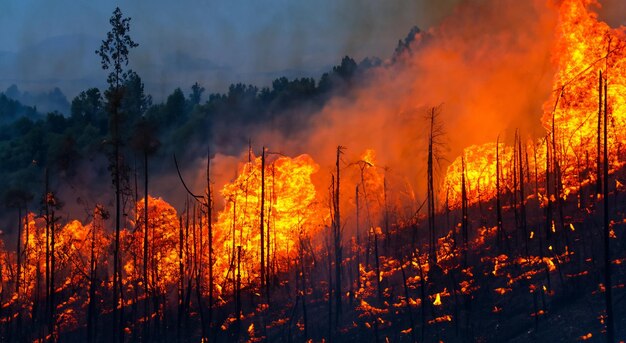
xmin=0 ymin=0 xmax=623 ymax=100
xmin=0 ymin=0 xmax=461 ymax=99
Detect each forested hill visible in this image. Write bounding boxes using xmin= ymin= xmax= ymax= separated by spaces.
xmin=0 ymin=54 xmax=380 ymax=219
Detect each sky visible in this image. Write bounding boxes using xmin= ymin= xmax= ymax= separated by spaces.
xmin=0 ymin=0 xmax=461 ymax=100
xmin=0 ymin=0 xmax=624 ymax=102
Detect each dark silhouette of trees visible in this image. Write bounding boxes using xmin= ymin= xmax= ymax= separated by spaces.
xmin=95 ymin=7 xmax=139 ymax=342
xmin=189 ymin=82 xmax=205 ymax=106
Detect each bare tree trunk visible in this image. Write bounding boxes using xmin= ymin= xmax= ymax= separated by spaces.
xmin=374 ymin=228 xmax=382 ymax=304
xmin=235 ymin=246 xmax=242 ymax=340
xmin=428 ymin=109 xmax=436 ymax=264
xmin=597 ymin=70 xmax=603 ymax=197
xmin=113 ymin=104 xmax=122 ymax=343
xmin=355 ymin=186 xmax=361 ymax=292
xmin=195 ymin=206 xmax=207 ymax=341
xmin=603 ymin=76 xmax=614 ymax=343
xmin=15 ymin=206 xmax=22 ymax=341
xmin=44 ymin=169 xmax=50 ymax=330
xmin=399 ymin=258 xmax=416 ymax=343
xmin=496 ymin=137 xmax=503 ymax=249
xmin=15 ymin=207 xmax=22 ymax=295
xmin=88 ymin=208 xmax=99 ymax=343
xmin=299 ymin=237 xmax=308 ymax=340
xmin=546 ymin=138 xmax=553 ymax=241
xmin=461 ymin=156 xmax=468 ymax=268
xmin=260 ymin=147 xmax=266 ymax=298
xmin=333 ymin=146 xmax=343 ymax=327
xmin=326 ymin=230 xmax=333 ymax=342
xmin=177 ymin=215 xmax=184 ymax=343
xmin=49 ymin=201 xmax=56 ymax=340
xmin=513 ymin=137 xmax=519 ymax=234
xmin=383 ymin=175 xmax=390 ymax=254
xmin=206 ymin=149 xmax=213 ymax=340
xmin=518 ymin=134 xmax=529 ymax=257
xmin=143 ymin=150 xmax=150 ymax=341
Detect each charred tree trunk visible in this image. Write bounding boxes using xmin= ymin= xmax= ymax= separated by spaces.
xmin=260 ymin=147 xmax=266 ymax=298
xmin=299 ymin=237 xmax=308 ymax=340
xmin=327 ymin=232 xmax=333 ymax=342
xmin=428 ymin=108 xmax=437 ymax=264
xmin=400 ymin=258 xmax=416 ymax=343
xmin=546 ymin=138 xmax=553 ymax=241
xmin=195 ymin=207 xmax=207 ymax=342
xmin=355 ymin=186 xmax=361 ymax=292
xmin=15 ymin=207 xmax=22 ymax=295
xmin=552 ymin=105 xmax=568 ymax=250
xmin=513 ymin=138 xmax=519 ymax=233
xmin=48 ymin=197 xmax=56 ymax=340
xmin=597 ymin=70 xmax=603 ymax=197
xmin=177 ymin=216 xmax=184 ymax=343
xmin=44 ymin=169 xmax=50 ymax=328
xmin=496 ymin=137 xmax=503 ymax=249
xmin=333 ymin=146 xmax=343 ymax=327
xmin=235 ymin=246 xmax=242 ymax=340
xmin=143 ymin=150 xmax=150 ymax=341
xmin=603 ymin=76 xmax=614 ymax=343
xmin=112 ymin=103 xmax=123 ymax=343
xmin=87 ymin=208 xmax=100 ymax=343
xmin=518 ymin=134 xmax=529 ymax=257
xmin=15 ymin=205 xmax=22 ymax=340
xmin=206 ymin=149 xmax=213 ymax=340
xmin=461 ymin=156 xmax=468 ymax=268
xmin=383 ymin=175 xmax=390 ymax=254
xmin=374 ymin=228 xmax=382 ymax=304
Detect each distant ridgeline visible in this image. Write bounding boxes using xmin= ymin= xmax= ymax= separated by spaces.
xmin=0 ymin=92 xmax=43 ymax=125
xmin=4 ymin=85 xmax=71 ymax=115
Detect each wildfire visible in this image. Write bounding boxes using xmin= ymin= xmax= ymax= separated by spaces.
xmin=1 ymin=0 xmax=625 ymax=341
xmin=444 ymin=142 xmax=513 ymax=208
xmin=212 ymin=153 xmax=321 ymax=291
xmin=444 ymin=0 xmax=626 ymax=208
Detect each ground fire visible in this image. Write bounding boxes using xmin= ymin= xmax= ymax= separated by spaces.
xmin=1 ymin=0 xmax=625 ymax=342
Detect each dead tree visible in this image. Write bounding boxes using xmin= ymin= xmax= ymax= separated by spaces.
xmin=461 ymin=156 xmax=468 ymax=268
xmin=333 ymin=146 xmax=344 ymax=326
xmin=5 ymin=188 xmax=32 ymax=341
xmin=545 ymin=137 xmax=553 ymax=242
xmin=260 ymin=146 xmax=267 ymax=301
xmin=46 ymin=191 xmax=57 ymax=340
xmin=426 ymin=107 xmax=445 ymax=263
xmin=496 ymin=137 xmax=504 ymax=249
xmin=427 ymin=109 xmax=437 ymax=263
xmin=206 ymin=149 xmax=213 ymax=340
xmin=518 ymin=133 xmax=529 ymax=257
xmin=602 ymin=75 xmax=615 ymax=343
xmin=355 ymin=186 xmax=361 ymax=292
xmin=597 ymin=70 xmax=603 ymax=197
xmin=177 ymin=216 xmax=184 ymax=343
xmin=88 ymin=205 xmax=106 ymax=343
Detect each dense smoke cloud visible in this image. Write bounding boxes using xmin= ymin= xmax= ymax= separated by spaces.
xmin=221 ymin=0 xmax=561 ymax=204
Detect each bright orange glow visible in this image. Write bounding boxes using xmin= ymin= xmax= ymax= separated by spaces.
xmin=433 ymin=293 xmax=442 ymax=306
xmin=443 ymin=0 xmax=626 ymax=208
xmin=212 ymin=154 xmax=322 ymax=292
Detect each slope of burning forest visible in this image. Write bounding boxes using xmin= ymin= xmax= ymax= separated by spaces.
xmin=1 ymin=0 xmax=626 ymax=342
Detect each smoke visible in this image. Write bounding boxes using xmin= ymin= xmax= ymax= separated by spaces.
xmin=0 ymin=0 xmax=463 ymax=102
xmin=228 ymin=0 xmax=560 ymax=204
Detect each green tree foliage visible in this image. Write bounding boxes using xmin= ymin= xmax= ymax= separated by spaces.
xmin=0 ymin=52 xmax=370 ymax=214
